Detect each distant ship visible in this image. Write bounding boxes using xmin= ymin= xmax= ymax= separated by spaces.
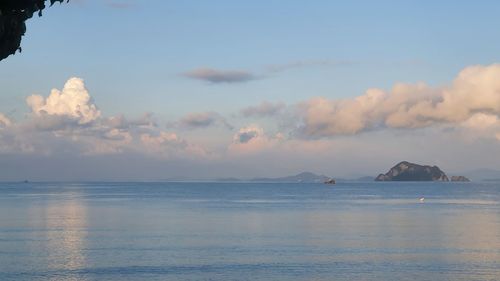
xmin=324 ymin=178 xmax=336 ymax=185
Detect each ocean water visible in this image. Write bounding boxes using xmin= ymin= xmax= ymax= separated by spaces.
xmin=0 ymin=181 xmax=500 ymax=281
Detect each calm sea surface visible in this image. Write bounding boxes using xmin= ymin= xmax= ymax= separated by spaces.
xmin=1 ymin=181 xmax=500 ymax=281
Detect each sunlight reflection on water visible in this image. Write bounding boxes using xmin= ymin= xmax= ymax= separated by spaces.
xmin=27 ymin=192 xmax=89 ymax=281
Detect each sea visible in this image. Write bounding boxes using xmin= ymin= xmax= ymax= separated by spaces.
xmin=0 ymin=181 xmax=499 ymax=281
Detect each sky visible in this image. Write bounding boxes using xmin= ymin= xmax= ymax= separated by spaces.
xmin=1 ymin=0 xmax=500 ymax=181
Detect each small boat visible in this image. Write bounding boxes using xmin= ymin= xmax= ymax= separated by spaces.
xmin=324 ymin=178 xmax=336 ymax=185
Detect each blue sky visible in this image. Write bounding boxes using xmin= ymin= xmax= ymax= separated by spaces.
xmin=1 ymin=1 xmax=500 ymax=180
xmin=3 ymin=0 xmax=500 ymax=117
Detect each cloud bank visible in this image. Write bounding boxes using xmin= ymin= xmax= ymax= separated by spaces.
xmin=2 ymin=64 xmax=500 ymax=180
xmin=296 ymin=64 xmax=500 ymax=138
xmin=1 ymin=77 xmax=206 ymax=158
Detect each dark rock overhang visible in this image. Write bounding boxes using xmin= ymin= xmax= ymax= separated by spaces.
xmin=0 ymin=0 xmax=68 ymax=61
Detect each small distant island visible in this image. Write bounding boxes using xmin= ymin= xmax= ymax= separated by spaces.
xmin=324 ymin=178 xmax=336 ymax=184
xmin=450 ymin=176 xmax=470 ymax=182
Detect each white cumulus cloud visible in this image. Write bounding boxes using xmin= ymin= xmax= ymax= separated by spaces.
xmin=26 ymin=77 xmax=101 ymax=125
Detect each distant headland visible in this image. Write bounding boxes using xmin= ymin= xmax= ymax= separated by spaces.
xmin=218 ymin=172 xmax=340 ymax=183
xmin=214 ymin=161 xmax=475 ymax=183
xmin=250 ymin=172 xmax=331 ymax=183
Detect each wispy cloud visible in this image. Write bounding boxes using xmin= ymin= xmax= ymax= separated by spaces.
xmin=183 ymin=59 xmax=430 ymax=87
xmin=182 ymin=59 xmax=356 ymax=85
xmin=176 ymin=111 xmax=233 ymax=130
xmin=240 ymin=101 xmax=286 ymax=118
xmin=266 ymin=59 xmax=355 ymax=73
xmin=182 ymin=68 xmax=258 ymax=84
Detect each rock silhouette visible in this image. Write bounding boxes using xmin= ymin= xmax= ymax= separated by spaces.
xmin=375 ymin=161 xmax=449 ymax=181
xmin=0 ymin=0 xmax=67 ymax=61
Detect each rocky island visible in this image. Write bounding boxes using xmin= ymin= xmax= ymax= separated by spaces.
xmin=375 ymin=161 xmax=449 ymax=181
xmin=450 ymin=176 xmax=470 ymax=182
xmin=324 ymin=178 xmax=336 ymax=184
